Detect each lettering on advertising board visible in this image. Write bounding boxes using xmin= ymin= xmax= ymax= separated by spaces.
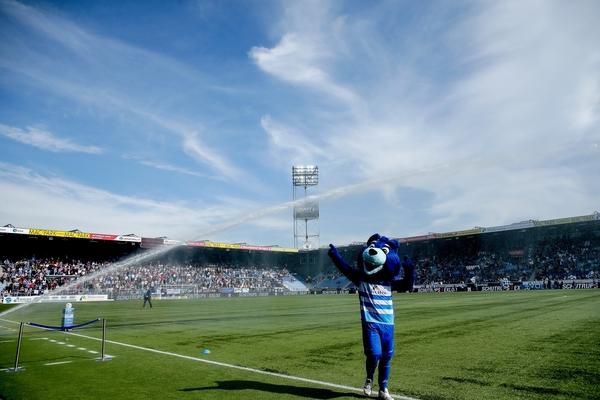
xmin=0 ymin=227 xmax=30 ymax=235
xmin=481 ymin=285 xmax=504 ymax=291
xmin=91 ymin=233 xmax=141 ymax=242
xmin=2 ymin=295 xmax=111 ymax=303
xmin=91 ymin=233 xmax=118 ymax=241
xmin=200 ymin=241 xmax=241 ymax=249
xmin=185 ymin=241 xmax=297 ymax=252
xmin=29 ymin=228 xmax=91 ymax=239
xmin=115 ymin=235 xmax=141 ymax=242
xmin=270 ymin=246 xmax=298 ymax=253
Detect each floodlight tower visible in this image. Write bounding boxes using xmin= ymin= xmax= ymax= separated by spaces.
xmin=292 ymin=165 xmax=320 ymax=249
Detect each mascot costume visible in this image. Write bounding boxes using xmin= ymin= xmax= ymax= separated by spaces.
xmin=328 ymin=234 xmax=414 ymax=400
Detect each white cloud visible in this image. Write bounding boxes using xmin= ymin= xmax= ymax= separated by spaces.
xmin=1 ymin=0 xmax=599 ymax=243
xmin=133 ymin=158 xmax=214 ymax=179
xmin=250 ymin=1 xmax=600 ymax=234
xmin=0 ymin=162 xmax=290 ymax=242
xmin=260 ymin=115 xmax=328 ymax=165
xmin=249 ymin=33 xmax=359 ymax=105
xmin=180 ymin=131 xmax=242 ymax=180
xmin=0 ymin=0 xmax=202 ymax=83
xmin=0 ymin=123 xmax=102 ymax=154
xmin=0 ymin=0 xmax=243 ymax=181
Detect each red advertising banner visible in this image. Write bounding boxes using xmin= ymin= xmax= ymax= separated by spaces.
xmin=90 ymin=233 xmax=119 ymax=240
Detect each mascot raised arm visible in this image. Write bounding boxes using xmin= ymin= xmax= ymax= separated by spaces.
xmin=328 ymin=233 xmax=414 ymax=400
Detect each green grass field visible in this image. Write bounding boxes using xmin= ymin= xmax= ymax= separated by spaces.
xmin=1 ymin=290 xmax=599 ymax=400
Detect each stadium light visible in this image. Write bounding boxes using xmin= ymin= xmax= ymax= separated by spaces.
xmin=292 ymin=165 xmax=319 ymax=249
xmin=292 ymin=165 xmax=319 ymax=187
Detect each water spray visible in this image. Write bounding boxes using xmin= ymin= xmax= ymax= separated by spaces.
xmin=0 ymin=162 xmax=437 ymax=318
xmin=1 ymin=138 xmax=597 ymax=318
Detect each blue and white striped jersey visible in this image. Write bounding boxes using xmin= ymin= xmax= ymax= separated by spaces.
xmin=358 ymin=281 xmax=394 ymax=325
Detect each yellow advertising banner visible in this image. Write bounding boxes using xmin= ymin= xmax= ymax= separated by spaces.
xmin=197 ymin=241 xmax=298 ymax=253
xmin=29 ymin=229 xmax=91 ymax=239
xmin=202 ymin=241 xmax=242 ymax=249
xmin=435 ymin=228 xmax=483 ymax=239
xmin=270 ymin=247 xmax=298 ymax=253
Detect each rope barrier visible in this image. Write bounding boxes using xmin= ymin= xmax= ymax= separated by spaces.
xmin=27 ymin=318 xmax=100 ymax=331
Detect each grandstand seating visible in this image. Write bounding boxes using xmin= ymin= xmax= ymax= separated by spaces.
xmin=313 ymin=276 xmax=352 ymax=290
xmin=281 ymin=276 xmax=309 ymax=292
xmin=1 ymin=214 xmax=599 ymax=299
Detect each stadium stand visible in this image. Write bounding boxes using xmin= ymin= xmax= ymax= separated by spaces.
xmin=312 ymin=276 xmax=352 ymax=291
xmin=1 ymin=212 xmax=599 ymax=302
xmin=281 ymin=275 xmax=309 ymax=292
xmin=0 ymin=259 xmax=294 ymax=298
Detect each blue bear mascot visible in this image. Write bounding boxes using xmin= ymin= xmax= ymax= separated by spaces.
xmin=328 ymin=234 xmax=414 ymax=400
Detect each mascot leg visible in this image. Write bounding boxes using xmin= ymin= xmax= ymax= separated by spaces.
xmin=378 ymin=324 xmax=395 ymax=390
xmin=366 ymin=354 xmax=379 ymax=381
xmin=362 ymin=323 xmax=382 ymax=386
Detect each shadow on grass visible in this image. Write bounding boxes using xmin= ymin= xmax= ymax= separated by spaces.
xmin=499 ymin=382 xmax=575 ymax=397
xmin=441 ymin=376 xmax=491 ymax=386
xmin=179 ymin=380 xmax=363 ymax=399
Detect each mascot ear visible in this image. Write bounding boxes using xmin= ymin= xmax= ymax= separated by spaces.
xmin=367 ymin=233 xmax=380 ymax=245
xmin=388 ymin=239 xmax=399 ymax=251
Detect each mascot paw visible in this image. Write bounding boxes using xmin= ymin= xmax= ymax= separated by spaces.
xmin=328 ymin=244 xmax=338 ymax=257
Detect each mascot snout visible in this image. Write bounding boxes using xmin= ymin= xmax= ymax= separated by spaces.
xmin=362 ymin=247 xmax=386 ymax=275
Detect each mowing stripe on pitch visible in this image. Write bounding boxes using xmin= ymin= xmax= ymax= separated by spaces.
xmin=0 ymin=318 xmax=419 ymax=400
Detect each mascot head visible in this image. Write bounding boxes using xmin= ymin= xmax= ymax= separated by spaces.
xmin=360 ymin=233 xmax=400 ymax=276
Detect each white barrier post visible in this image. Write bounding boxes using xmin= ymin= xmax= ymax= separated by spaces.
xmin=96 ymin=318 xmax=110 ymax=362
xmin=7 ymin=322 xmax=25 ymax=372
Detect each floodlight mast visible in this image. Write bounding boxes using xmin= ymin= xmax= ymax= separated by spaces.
xmin=292 ymin=165 xmax=320 ymax=249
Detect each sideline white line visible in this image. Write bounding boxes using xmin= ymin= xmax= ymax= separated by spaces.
xmin=0 ymin=325 xmax=16 ymax=331
xmin=0 ymin=318 xmax=419 ymax=400
xmin=0 ymin=340 xmax=14 ymax=343
xmin=45 ymin=361 xmax=73 ymax=366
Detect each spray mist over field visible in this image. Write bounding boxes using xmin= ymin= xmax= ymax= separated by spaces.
xmin=0 ymin=162 xmax=439 ymax=318
xmin=1 ymin=140 xmax=597 ymax=318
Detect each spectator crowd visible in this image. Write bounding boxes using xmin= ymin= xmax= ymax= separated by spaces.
xmin=1 ymin=234 xmax=598 ymax=298
xmin=0 ymin=258 xmax=290 ymax=297
xmin=414 ymin=237 xmax=600 ymax=285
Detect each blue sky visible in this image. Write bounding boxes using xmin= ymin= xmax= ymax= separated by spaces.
xmin=0 ymin=0 xmax=599 ymax=247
